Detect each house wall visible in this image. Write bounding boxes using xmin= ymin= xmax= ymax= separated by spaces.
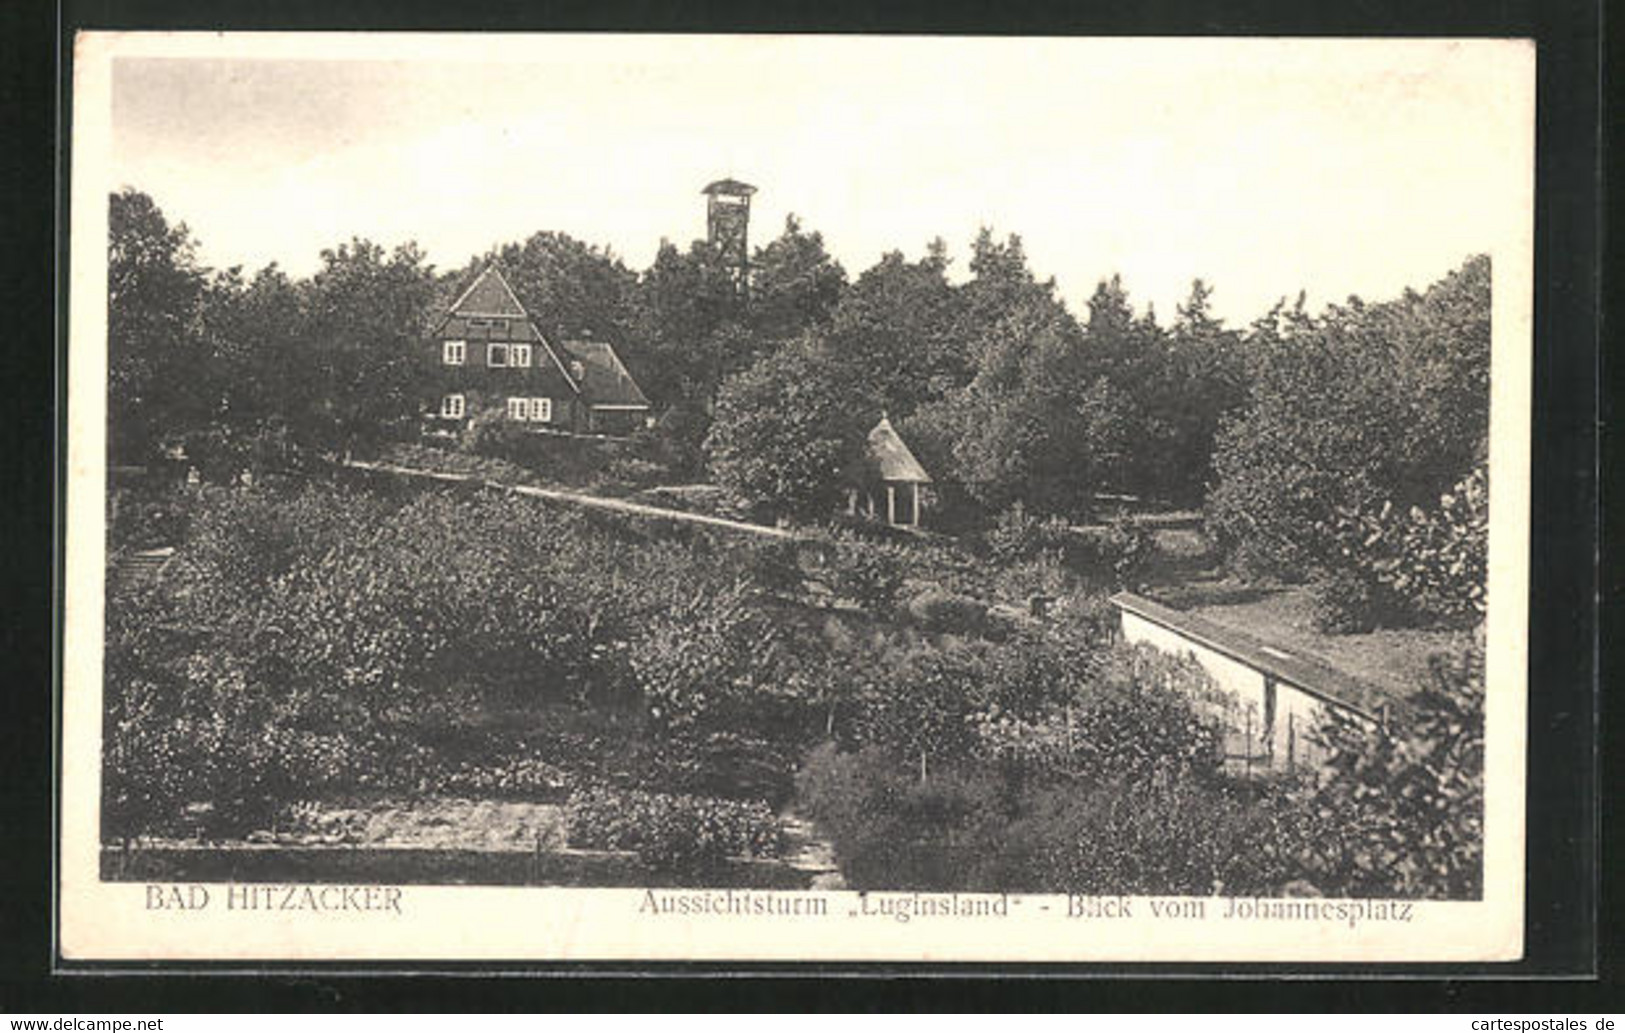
xmin=424 ymin=332 xmax=585 ymax=432
xmin=1119 ymin=609 xmax=1334 ymax=770
xmin=586 ymin=408 xmax=649 ymax=436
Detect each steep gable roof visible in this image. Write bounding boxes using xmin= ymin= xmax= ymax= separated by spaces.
xmin=446 ymin=265 xmax=529 ymax=318
xmin=866 ymin=416 xmax=931 ymax=483
xmin=560 ymin=339 xmax=651 ymax=408
xmin=434 ymin=265 xmax=581 ymax=394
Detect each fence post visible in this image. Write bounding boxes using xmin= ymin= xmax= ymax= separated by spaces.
xmin=1287 ymin=711 xmax=1296 ymax=773
xmin=1244 ymin=708 xmax=1253 ymax=779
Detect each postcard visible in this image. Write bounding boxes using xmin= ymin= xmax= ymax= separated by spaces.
xmin=61 ymin=32 xmax=1533 ymax=963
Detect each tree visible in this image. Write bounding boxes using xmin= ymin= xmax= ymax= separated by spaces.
xmin=107 ymin=188 xmax=209 ymax=460
xmin=629 ymin=239 xmax=741 ymax=407
xmin=1367 ymin=255 xmax=1491 ymax=503
xmin=1205 ymin=257 xmax=1492 ymax=585
xmin=828 ymin=241 xmax=966 ymax=417
xmin=703 ymin=336 xmax=877 ymax=517
xmin=200 ymin=263 xmax=312 ymax=436
xmin=938 ymin=290 xmax=1128 ymax=516
xmin=1151 ymin=279 xmax=1248 ymax=505
xmin=747 ymin=214 xmax=848 ymax=344
xmin=302 ymin=238 xmax=439 ymax=455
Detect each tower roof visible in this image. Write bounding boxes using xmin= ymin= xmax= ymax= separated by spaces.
xmin=702 ymin=178 xmax=757 ymax=197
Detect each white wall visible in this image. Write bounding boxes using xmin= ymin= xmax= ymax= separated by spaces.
xmin=1120 ymin=609 xmax=1333 ymax=771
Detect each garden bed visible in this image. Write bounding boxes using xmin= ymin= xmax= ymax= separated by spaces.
xmin=102 ymin=794 xmax=817 ymax=888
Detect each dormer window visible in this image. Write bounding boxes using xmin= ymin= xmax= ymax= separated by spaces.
xmin=442 ymin=339 xmax=466 ymax=365
xmin=569 ymin=360 xmax=586 ymax=382
xmin=488 ymin=343 xmax=509 ymax=367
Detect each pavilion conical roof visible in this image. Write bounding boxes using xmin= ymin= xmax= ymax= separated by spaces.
xmin=866 ymin=416 xmax=931 ymax=483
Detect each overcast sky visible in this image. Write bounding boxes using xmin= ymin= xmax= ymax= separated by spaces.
xmin=107 ymin=35 xmax=1532 ymax=324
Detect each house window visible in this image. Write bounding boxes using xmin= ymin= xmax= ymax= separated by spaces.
xmin=468 ymin=317 xmax=490 ymax=329
xmin=505 ymin=397 xmax=553 ymax=422
xmin=488 ymin=343 xmax=509 ymax=367
xmin=440 ymin=393 xmax=465 ymax=419
xmin=442 ymin=339 xmax=466 ymax=365
xmin=510 ymin=343 xmax=532 ymax=368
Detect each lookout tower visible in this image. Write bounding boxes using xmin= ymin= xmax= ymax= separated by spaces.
xmin=702 ymin=177 xmax=756 ymax=295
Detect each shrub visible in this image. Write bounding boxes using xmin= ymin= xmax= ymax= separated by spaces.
xmin=1296 ymin=639 xmax=1485 ymax=899
xmin=795 ymin=744 xmax=1001 ymax=890
xmin=1307 ymin=567 xmax=1395 ymax=633
xmin=110 ymin=486 xmax=192 ymax=551
xmin=626 ymin=579 xmax=783 ymax=729
xmin=984 ymin=501 xmax=1044 ymax=563
xmin=1307 ymin=464 xmax=1487 ymax=633
xmin=733 ymin=538 xmax=804 ymax=597
xmin=823 ymin=533 xmax=907 ymax=611
xmin=626 ymin=729 xmax=802 ymax=809
xmin=798 ymin=737 xmax=1302 ymax=895
xmin=993 ymin=552 xmax=1072 ymax=608
xmin=1070 ymin=515 xmax=1154 ymax=589
xmin=966 ymin=777 xmax=1312 ymax=896
xmin=1334 ymin=465 xmax=1488 ymax=628
xmin=459 ymin=406 xmax=514 ymax=456
xmin=101 ymin=676 xmax=208 ymax=841
xmin=565 ymin=787 xmax=784 ymax=869
xmin=1050 ymin=590 xmax=1120 ymax=643
xmin=437 ymin=756 xmax=572 ymax=799
xmin=904 ymin=588 xmax=992 ymax=636
xmin=967 ymin=642 xmax=1227 ymax=785
xmin=101 ymin=482 xmax=652 ymax=839
xmin=634 ymin=404 xmax=711 ymax=477
xmin=850 ymin=643 xmax=987 ymax=775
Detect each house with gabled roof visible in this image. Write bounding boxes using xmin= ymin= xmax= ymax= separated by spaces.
xmin=425 ymin=264 xmax=652 ymax=437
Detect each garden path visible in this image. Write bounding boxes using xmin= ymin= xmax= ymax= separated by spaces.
xmin=346 ymin=458 xmax=799 ymax=540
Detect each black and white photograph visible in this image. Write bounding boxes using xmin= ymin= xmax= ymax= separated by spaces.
xmin=60 ymin=32 xmax=1533 ymax=962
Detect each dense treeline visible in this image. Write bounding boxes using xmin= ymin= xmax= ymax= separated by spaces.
xmin=110 ymin=187 xmax=1489 ymax=629
xmin=110 ymin=190 xmax=1242 ymax=506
